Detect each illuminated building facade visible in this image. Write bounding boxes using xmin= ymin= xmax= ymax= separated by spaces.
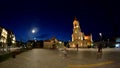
xmin=7 ymin=30 xmax=16 ymax=47
xmin=0 ymin=27 xmax=16 ymax=49
xmin=0 ymin=27 xmax=8 ymax=48
xmin=43 ymin=37 xmax=64 ymax=49
xmin=44 ymin=37 xmax=59 ymax=49
xmin=69 ymin=18 xmax=93 ymax=48
xmin=27 ymin=37 xmax=64 ymax=49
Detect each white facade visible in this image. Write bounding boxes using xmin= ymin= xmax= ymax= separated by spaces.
xmin=0 ymin=27 xmax=16 ymax=49
xmin=12 ymin=34 xmax=16 ymax=44
xmin=0 ymin=28 xmax=8 ymax=47
xmin=69 ymin=18 xmax=93 ymax=48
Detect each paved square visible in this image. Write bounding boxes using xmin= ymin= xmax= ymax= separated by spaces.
xmin=0 ymin=48 xmax=120 ymax=68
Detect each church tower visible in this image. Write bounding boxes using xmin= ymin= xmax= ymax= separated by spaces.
xmin=73 ymin=17 xmax=81 ymax=32
xmin=72 ymin=17 xmax=83 ymax=41
xmin=70 ymin=17 xmax=93 ymax=48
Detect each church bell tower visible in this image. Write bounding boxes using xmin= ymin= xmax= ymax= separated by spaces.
xmin=72 ymin=17 xmax=82 ymax=41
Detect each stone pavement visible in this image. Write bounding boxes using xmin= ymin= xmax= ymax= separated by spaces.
xmin=0 ymin=48 xmax=120 ymax=68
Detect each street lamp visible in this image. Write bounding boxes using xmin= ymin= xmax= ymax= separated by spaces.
xmin=99 ymin=33 xmax=102 ymax=37
xmin=99 ymin=33 xmax=102 ymax=41
xmin=34 ymin=37 xmax=37 ymax=42
xmin=31 ymin=29 xmax=36 ymax=48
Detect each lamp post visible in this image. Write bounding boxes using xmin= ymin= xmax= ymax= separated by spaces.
xmin=98 ymin=33 xmax=103 ymax=53
xmin=99 ymin=33 xmax=102 ymax=40
xmin=32 ymin=29 xmax=36 ymax=48
xmin=32 ymin=29 xmax=36 ymax=41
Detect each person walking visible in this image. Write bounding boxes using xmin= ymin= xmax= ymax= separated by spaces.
xmin=63 ymin=47 xmax=67 ymax=57
xmin=98 ymin=43 xmax=102 ymax=53
xmin=76 ymin=44 xmax=78 ymax=52
xmin=12 ymin=52 xmax=16 ymax=58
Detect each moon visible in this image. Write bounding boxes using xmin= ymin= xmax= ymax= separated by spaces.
xmin=32 ymin=29 xmax=36 ymax=33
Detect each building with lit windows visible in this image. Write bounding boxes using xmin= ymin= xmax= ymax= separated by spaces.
xmin=0 ymin=27 xmax=8 ymax=49
xmin=69 ymin=18 xmax=93 ymax=48
xmin=43 ymin=37 xmax=61 ymax=49
xmin=27 ymin=37 xmax=64 ymax=49
xmin=0 ymin=27 xmax=16 ymax=50
xmin=7 ymin=30 xmax=16 ymax=47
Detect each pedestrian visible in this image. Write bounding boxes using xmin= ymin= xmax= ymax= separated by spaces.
xmin=76 ymin=44 xmax=78 ymax=52
xmin=63 ymin=47 xmax=67 ymax=57
xmin=12 ymin=52 xmax=16 ymax=58
xmin=98 ymin=43 xmax=102 ymax=53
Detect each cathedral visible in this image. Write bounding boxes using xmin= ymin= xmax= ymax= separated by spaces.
xmin=69 ymin=18 xmax=93 ymax=48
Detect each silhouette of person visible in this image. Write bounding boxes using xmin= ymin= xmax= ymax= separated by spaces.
xmin=98 ymin=43 xmax=102 ymax=53
xmin=76 ymin=44 xmax=78 ymax=52
xmin=12 ymin=52 xmax=16 ymax=58
xmin=62 ymin=47 xmax=67 ymax=57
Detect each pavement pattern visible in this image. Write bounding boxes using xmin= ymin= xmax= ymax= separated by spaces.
xmin=0 ymin=48 xmax=120 ymax=68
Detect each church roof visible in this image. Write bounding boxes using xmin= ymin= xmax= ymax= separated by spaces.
xmin=74 ymin=17 xmax=78 ymax=21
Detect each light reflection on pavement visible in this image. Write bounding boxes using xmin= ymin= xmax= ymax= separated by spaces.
xmin=0 ymin=48 xmax=120 ymax=68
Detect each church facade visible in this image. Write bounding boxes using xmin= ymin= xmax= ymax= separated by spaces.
xmin=69 ymin=18 xmax=93 ymax=48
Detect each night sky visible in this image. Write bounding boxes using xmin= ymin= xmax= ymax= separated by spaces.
xmin=0 ymin=0 xmax=120 ymax=42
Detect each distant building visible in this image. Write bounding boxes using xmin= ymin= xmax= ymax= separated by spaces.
xmin=27 ymin=37 xmax=64 ymax=49
xmin=7 ymin=30 xmax=16 ymax=47
xmin=69 ymin=18 xmax=93 ymax=48
xmin=115 ymin=37 xmax=120 ymax=48
xmin=27 ymin=40 xmax=43 ymax=48
xmin=43 ymin=37 xmax=59 ymax=49
xmin=43 ymin=37 xmax=64 ymax=49
xmin=35 ymin=40 xmax=43 ymax=48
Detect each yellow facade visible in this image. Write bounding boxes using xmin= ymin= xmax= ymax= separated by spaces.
xmin=69 ymin=18 xmax=93 ymax=48
xmin=1 ymin=28 xmax=8 ymax=44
